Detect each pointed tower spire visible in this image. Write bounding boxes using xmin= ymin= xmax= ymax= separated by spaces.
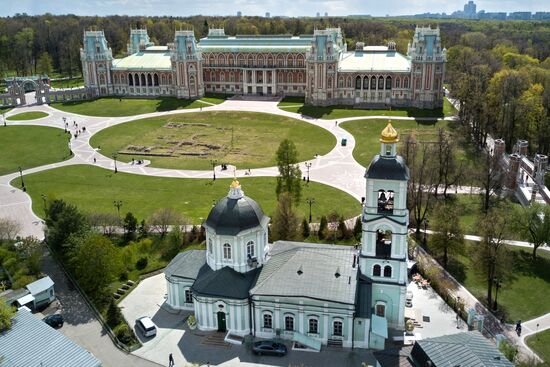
xmin=380 ymin=121 xmax=399 ymax=157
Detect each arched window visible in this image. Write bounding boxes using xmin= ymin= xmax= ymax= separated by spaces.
xmin=378 ymin=76 xmax=384 ymax=89
xmin=247 ymin=241 xmax=255 ymax=258
xmin=333 ymin=320 xmax=343 ymax=336
xmin=128 ymin=74 xmax=133 ymax=86
xmin=346 ymin=76 xmax=352 ymax=88
xmin=373 ymin=264 xmax=381 ymax=277
xmin=338 ymin=76 xmax=344 ymax=88
xmin=257 ymin=55 xmax=264 ymax=67
xmin=147 ymin=74 xmax=152 ymax=86
xmin=277 ymin=54 xmax=285 ymax=67
xmin=277 ymin=72 xmax=283 ymax=83
xmin=327 ymin=76 xmax=333 ymax=88
xmin=228 ymin=54 xmax=234 ymax=66
xmin=370 ymin=76 xmax=377 ymax=90
xmin=267 ymin=55 xmax=273 ymax=67
xmin=308 ymin=318 xmax=319 ymax=334
xmin=384 ymin=265 xmax=392 ymax=278
xmin=404 ymin=77 xmax=409 ymax=89
xmin=154 ymin=74 xmax=159 ymax=86
xmin=223 ymin=243 xmax=231 ymax=259
xmin=284 ymin=315 xmax=294 ymax=331
xmin=229 ymin=72 xmax=235 ymax=82
xmin=376 ymin=229 xmax=392 ymax=258
xmin=386 ymin=76 xmax=392 ymax=90
xmin=220 ymin=73 xmax=225 ymax=82
xmin=248 ymin=55 xmax=254 ymax=67
xmin=375 ymin=302 xmax=386 ymax=317
xmin=378 ymin=190 xmax=394 ymax=212
xmin=363 ymin=76 xmax=369 ymax=90
xmin=415 ymin=77 xmax=421 ymax=89
xmin=296 ymin=54 xmax=304 ymax=67
xmin=218 ymin=54 xmax=225 ymax=65
xmin=298 ymin=73 xmax=303 ymax=83
xmin=396 ymin=77 xmax=401 ymax=88
xmin=210 ymin=71 xmax=215 ymax=82
xmin=140 ymin=74 xmax=146 ymax=86
xmin=263 ymin=313 xmax=273 ymax=329
xmin=189 ymin=75 xmax=196 ymax=90
xmin=355 ymin=76 xmax=361 ymax=90
xmin=185 ymin=289 xmax=193 ymax=303
xmin=238 ymin=54 xmax=245 ymax=66
xmin=287 ymin=73 xmax=293 ymax=84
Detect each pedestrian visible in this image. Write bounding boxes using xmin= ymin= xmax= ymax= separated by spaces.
xmin=93 ymin=157 xmax=96 ymax=163
xmin=132 ymin=158 xmax=135 ymax=165
xmin=200 ymin=106 xmax=202 ymax=112
xmin=169 ymin=353 xmax=174 ymax=367
xmin=335 ymin=120 xmax=337 ymax=127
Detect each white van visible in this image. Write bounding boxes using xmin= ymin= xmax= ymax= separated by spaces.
xmin=136 ymin=316 xmax=157 ymax=337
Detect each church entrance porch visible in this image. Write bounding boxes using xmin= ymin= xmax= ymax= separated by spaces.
xmin=217 ymin=311 xmax=227 ymax=332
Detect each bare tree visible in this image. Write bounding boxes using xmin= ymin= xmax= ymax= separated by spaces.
xmin=475 ymin=149 xmax=504 ymax=213
xmin=433 ymin=129 xmax=464 ymax=198
xmin=270 ymin=192 xmax=299 ymax=241
xmin=0 ymin=218 xmax=22 ymax=241
xmin=148 ymin=208 xmax=184 ymax=237
xmin=87 ymin=213 xmax=121 ymax=236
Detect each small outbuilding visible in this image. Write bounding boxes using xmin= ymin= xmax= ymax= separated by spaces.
xmin=25 ymin=276 xmax=55 ymax=308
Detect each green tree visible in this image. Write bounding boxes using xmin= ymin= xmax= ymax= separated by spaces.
xmin=337 ymin=216 xmax=350 ymax=240
xmin=162 ymin=226 xmax=183 ymax=260
xmin=430 ymin=202 xmax=465 ymax=268
xmin=0 ymin=297 xmax=15 ymax=332
xmin=353 ymin=216 xmax=362 ymax=240
xmin=515 ymin=203 xmax=550 ymax=260
xmin=36 ymin=52 xmax=53 ymax=75
xmin=275 ymin=139 xmax=302 ymax=203
xmin=45 ymin=200 xmax=89 ymax=255
xmin=516 ymin=83 xmax=547 ymax=154
xmin=271 ymin=192 xmax=299 ymax=241
xmin=68 ymin=234 xmax=123 ymax=301
xmin=15 ymin=236 xmax=43 ymax=276
xmin=106 ymin=298 xmax=123 ymax=328
xmin=318 ymin=215 xmax=328 ymax=240
xmin=123 ymin=212 xmax=138 ymax=240
xmin=301 ymin=218 xmax=310 ymax=239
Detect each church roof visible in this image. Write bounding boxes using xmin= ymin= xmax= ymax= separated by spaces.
xmin=164 ymin=250 xmax=206 ymax=280
xmin=191 ymin=264 xmax=261 ymax=300
xmin=112 ymin=50 xmax=172 ymax=71
xmin=204 ymin=194 xmax=267 ymax=236
xmin=251 ymin=241 xmax=358 ymax=305
xmin=365 ymin=155 xmax=409 ymax=181
xmin=338 ymin=49 xmax=411 ymax=73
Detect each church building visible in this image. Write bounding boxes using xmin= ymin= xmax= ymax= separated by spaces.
xmin=164 ymin=123 xmax=410 ymax=349
xmin=81 ymin=27 xmax=445 ymax=109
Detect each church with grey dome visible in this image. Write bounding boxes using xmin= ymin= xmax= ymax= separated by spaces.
xmin=164 ymin=123 xmax=411 ymax=350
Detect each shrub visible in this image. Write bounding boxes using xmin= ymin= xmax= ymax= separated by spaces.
xmin=118 ymin=271 xmax=128 ymax=281
xmin=301 ymin=218 xmax=310 ymax=239
xmin=136 ymin=257 xmax=148 ymax=270
xmin=106 ymin=298 xmax=123 ymax=328
xmin=353 ymin=217 xmax=362 ymax=240
xmin=113 ymin=323 xmax=133 ymax=344
xmin=318 ymin=216 xmax=328 ymax=240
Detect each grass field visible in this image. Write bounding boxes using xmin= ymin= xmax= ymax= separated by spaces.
xmin=0 ymin=125 xmax=70 ymax=176
xmin=0 ymin=107 xmax=12 ymax=114
xmin=6 ymin=111 xmax=49 ymax=121
xmin=425 ymin=239 xmax=550 ymax=322
xmin=16 ymin=164 xmax=361 ymax=223
xmin=50 ymin=95 xmax=225 ymax=117
xmin=277 ymin=97 xmax=457 ymax=119
xmin=340 ymin=118 xmax=450 ymax=167
xmin=90 ymin=111 xmax=335 ymax=170
xmin=50 ymin=77 xmax=84 ymax=89
xmin=526 ymin=329 xmax=550 ymax=363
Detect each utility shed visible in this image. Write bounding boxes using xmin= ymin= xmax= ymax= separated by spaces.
xmin=25 ymin=275 xmax=55 ymax=307
xmin=0 ymin=308 xmax=101 ymax=367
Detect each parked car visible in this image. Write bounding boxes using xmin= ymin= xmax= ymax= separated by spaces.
xmin=252 ymin=340 xmax=287 ymax=356
xmin=136 ymin=316 xmax=157 ymax=337
xmin=43 ymin=314 xmax=64 ymax=328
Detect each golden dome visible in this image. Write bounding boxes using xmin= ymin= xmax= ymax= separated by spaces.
xmin=380 ymin=122 xmax=399 ymax=143
xmin=230 ymin=179 xmax=240 ymax=188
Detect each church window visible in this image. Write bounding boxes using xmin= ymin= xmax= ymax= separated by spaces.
xmin=375 ymin=303 xmax=386 ymax=317
xmin=415 ymin=78 xmax=421 ymax=89
xmin=363 ymin=76 xmax=369 ymax=90
xmin=333 ymin=320 xmax=343 ymax=336
xmin=228 ymin=54 xmax=234 ymax=66
xmin=308 ymin=318 xmax=318 ymax=334
xmin=376 ymin=229 xmax=392 ymax=258
xmin=384 ymin=265 xmax=392 ymax=278
xmin=285 ymin=315 xmax=294 ymax=331
xmin=248 ymin=55 xmax=254 ymax=67
xmin=223 ymin=243 xmax=232 ymax=260
xmin=327 ymin=76 xmax=333 ymax=88
xmin=385 ymin=76 xmax=392 ymax=90
xmin=263 ymin=313 xmax=273 ymax=329
xmin=247 ymin=241 xmax=255 ymax=258
xmin=210 ymin=71 xmax=215 ymax=82
xmin=370 ymin=76 xmax=377 ymax=90
xmin=277 ymin=55 xmax=284 ymax=67
xmin=373 ymin=264 xmax=381 ymax=277
xmin=185 ymin=289 xmax=193 ymax=303
xmin=229 ymin=72 xmax=235 ymax=83
xmin=355 ymin=76 xmax=361 ymax=90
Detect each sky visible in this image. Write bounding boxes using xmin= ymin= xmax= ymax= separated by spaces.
xmin=0 ymin=0 xmax=549 ymax=17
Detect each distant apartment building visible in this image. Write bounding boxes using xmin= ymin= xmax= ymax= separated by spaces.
xmin=463 ymin=1 xmax=476 ymax=18
xmin=508 ymin=11 xmax=532 ymax=20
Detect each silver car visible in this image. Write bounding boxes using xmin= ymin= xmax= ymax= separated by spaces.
xmin=136 ymin=316 xmax=157 ymax=337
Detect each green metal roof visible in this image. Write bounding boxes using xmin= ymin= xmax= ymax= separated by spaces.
xmin=199 ymin=35 xmax=313 ymax=53
xmin=338 ymin=49 xmax=411 ymax=73
xmin=112 ymin=50 xmax=172 ymax=71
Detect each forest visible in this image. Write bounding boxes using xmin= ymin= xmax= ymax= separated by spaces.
xmin=0 ymin=14 xmax=549 ymax=154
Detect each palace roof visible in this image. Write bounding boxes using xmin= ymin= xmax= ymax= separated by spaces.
xmin=198 ymin=35 xmax=313 ymax=53
xmin=338 ymin=48 xmax=411 ymax=73
xmin=112 ymin=49 xmax=172 ymax=71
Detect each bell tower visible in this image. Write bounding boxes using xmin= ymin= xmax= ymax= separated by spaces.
xmin=80 ymin=30 xmax=114 ymax=97
xmin=359 ymin=122 xmax=409 ymax=330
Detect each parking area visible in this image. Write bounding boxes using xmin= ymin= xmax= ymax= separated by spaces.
xmin=120 ymin=273 xmax=377 ymax=367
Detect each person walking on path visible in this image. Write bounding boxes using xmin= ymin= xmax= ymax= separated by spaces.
xmin=168 ymin=353 xmax=174 ymax=367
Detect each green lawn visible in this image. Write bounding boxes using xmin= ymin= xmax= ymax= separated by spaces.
xmin=0 ymin=125 xmax=70 ymax=176
xmin=0 ymin=107 xmax=12 ymax=114
xmin=50 ymin=77 xmax=84 ymax=89
xmin=6 ymin=111 xmax=49 ymax=121
xmin=50 ymin=96 xmax=223 ymax=117
xmin=526 ymin=329 xmax=550 ymax=363
xmin=340 ymin=118 xmax=449 ymax=168
xmin=16 ymin=164 xmax=361 ymax=223
xmin=426 ymin=239 xmax=550 ymax=322
xmin=443 ymin=98 xmax=458 ymax=116
xmin=200 ymin=93 xmax=232 ymax=105
xmin=91 ymin=111 xmax=335 ymax=170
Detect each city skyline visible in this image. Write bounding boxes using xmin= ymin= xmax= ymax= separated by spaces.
xmin=1 ymin=0 xmax=549 ymax=17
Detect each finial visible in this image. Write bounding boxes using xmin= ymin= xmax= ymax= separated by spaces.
xmin=380 ymin=121 xmax=399 ymax=143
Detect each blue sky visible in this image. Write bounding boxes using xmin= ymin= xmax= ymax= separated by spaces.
xmin=1 ymin=0 xmax=549 ymax=17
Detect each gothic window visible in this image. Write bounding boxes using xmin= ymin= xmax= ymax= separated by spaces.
xmin=396 ymin=78 xmax=401 ymax=88
xmin=278 ymin=72 xmax=283 ymax=83
xmin=287 ymin=73 xmax=293 ymax=84
xmin=185 ymin=289 xmax=193 ymax=303
xmin=238 ymin=54 xmax=245 ymax=66
xmin=140 ymin=74 xmax=146 ymax=86
xmin=404 ymin=77 xmax=409 ymax=89
xmin=355 ymin=76 xmax=361 ymax=90
xmin=384 ymin=265 xmax=392 ymax=278
xmin=223 ymin=243 xmax=231 ymax=260
xmin=210 ymin=71 xmax=215 ymax=82
xmin=361 ymin=76 xmax=368 ymax=90
xmin=99 ymin=74 xmax=105 ymax=84
xmin=285 ymin=315 xmax=294 ymax=331
xmin=147 ymin=74 xmax=152 ymax=86
xmin=370 ymin=76 xmax=377 ymax=89
xmin=246 ymin=241 xmax=255 ymax=258
xmin=385 ymin=76 xmax=392 ymax=90
xmin=257 ymin=55 xmax=264 ymax=67
xmin=228 ymin=54 xmax=234 ymax=66
xmin=333 ymin=320 xmax=343 ymax=336
xmin=327 ymin=76 xmax=333 ymax=88
xmin=346 ymin=76 xmax=352 ymax=88
xmin=338 ymin=76 xmax=344 ymax=88
xmin=267 ymin=55 xmax=273 ymax=67
xmin=248 ymin=55 xmax=254 ymax=67
xmin=189 ymin=75 xmax=196 ymax=89
xmin=187 ymin=46 xmax=192 ymax=54
xmin=308 ymin=318 xmax=319 ymax=334
xmin=415 ymin=77 xmax=421 ymax=89
xmin=378 ymin=76 xmax=384 ymax=89
xmin=220 ymin=73 xmax=225 ymax=82
xmin=296 ymin=55 xmax=304 ymax=67
xmin=229 ymin=72 xmax=235 ymax=82
xmin=218 ymin=54 xmax=225 ymax=65
xmin=373 ymin=264 xmax=381 ymax=276
xmin=154 ymin=74 xmax=159 ymax=86
xmin=298 ymin=73 xmax=303 ymax=83
xmin=277 ymin=54 xmax=284 ymax=67
xmin=129 ymin=74 xmax=133 ymax=86
xmin=375 ymin=303 xmax=386 ymax=317
xmin=263 ymin=313 xmax=273 ymax=329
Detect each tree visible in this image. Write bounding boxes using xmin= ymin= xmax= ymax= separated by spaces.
xmin=162 ymin=226 xmax=184 ymax=261
xmin=36 ymin=52 xmax=53 ymax=75
xmin=515 ymin=203 xmax=550 ymax=260
xmin=45 ymin=200 xmax=89 ymax=255
xmin=106 ymin=298 xmax=123 ymax=328
xmin=433 ymin=129 xmax=463 ymax=198
xmin=148 ymin=208 xmax=183 ymax=237
xmin=15 ymin=236 xmax=43 ymax=276
xmin=353 ymin=216 xmax=362 ymax=240
xmin=0 ymin=218 xmax=21 ymax=240
xmin=301 ymin=218 xmax=310 ymax=239
xmin=0 ymin=297 xmax=15 ymax=332
xmin=475 ymin=149 xmax=504 ymax=213
xmin=337 ymin=216 xmax=350 ymax=240
xmin=270 ymin=192 xmax=299 ymax=241
xmin=318 ymin=216 xmax=328 ymax=240
xmin=275 ymin=139 xmax=302 ymax=203
xmin=68 ymin=234 xmax=123 ymax=301
xmin=123 ymin=212 xmax=138 ymax=240
xmin=472 ymin=207 xmax=512 ymax=309
xmin=430 ymin=202 xmax=465 ymax=268
xmin=87 ymin=213 xmax=120 ymax=236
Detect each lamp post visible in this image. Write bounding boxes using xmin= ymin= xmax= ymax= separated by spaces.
xmin=305 ymin=162 xmax=312 ymax=183
xmin=423 ymin=218 xmax=429 ymax=245
xmin=306 ymin=197 xmax=315 ymax=223
xmin=18 ymin=166 xmax=26 ymax=192
xmin=2 ymin=112 xmax=6 ymax=127
xmin=493 ymin=278 xmax=502 ymax=311
xmin=112 ymin=153 xmax=118 ymax=173
xmin=63 ymin=116 xmax=67 ymax=132
xmin=210 ymin=159 xmax=217 ymax=181
xmin=41 ymin=194 xmax=47 ymax=213
xmin=113 ymin=200 xmax=123 ymax=218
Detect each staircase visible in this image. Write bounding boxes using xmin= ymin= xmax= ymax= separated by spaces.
xmin=327 ymin=338 xmax=343 ymax=347
xmin=202 ymin=332 xmax=232 ymax=348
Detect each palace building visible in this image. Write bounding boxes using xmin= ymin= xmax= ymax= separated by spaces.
xmin=81 ymin=26 xmax=446 ymax=109
xmin=164 ymin=123 xmax=410 ymax=350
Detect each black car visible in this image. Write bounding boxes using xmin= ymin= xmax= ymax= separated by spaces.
xmin=43 ymin=314 xmax=64 ymax=328
xmin=252 ymin=340 xmax=287 ymax=356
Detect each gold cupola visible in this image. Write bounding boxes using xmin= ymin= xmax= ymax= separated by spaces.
xmin=380 ymin=121 xmax=399 ymax=143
